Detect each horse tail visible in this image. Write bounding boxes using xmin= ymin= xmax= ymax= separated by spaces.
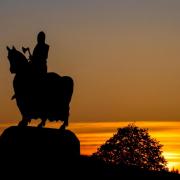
xmin=61 ymin=76 xmax=74 ymax=103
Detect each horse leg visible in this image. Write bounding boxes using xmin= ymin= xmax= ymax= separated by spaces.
xmin=59 ymin=117 xmax=68 ymax=130
xmin=37 ymin=118 xmax=46 ymax=128
xmin=18 ymin=116 xmax=30 ymax=127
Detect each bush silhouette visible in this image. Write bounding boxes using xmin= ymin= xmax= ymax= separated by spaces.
xmin=93 ymin=124 xmax=168 ymax=171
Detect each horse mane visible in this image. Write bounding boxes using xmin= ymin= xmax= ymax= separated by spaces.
xmin=14 ymin=49 xmax=28 ymax=65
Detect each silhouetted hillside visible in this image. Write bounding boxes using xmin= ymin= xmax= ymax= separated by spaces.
xmin=0 ymin=126 xmax=179 ymax=179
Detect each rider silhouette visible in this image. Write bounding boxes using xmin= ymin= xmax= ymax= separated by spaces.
xmin=30 ymin=31 xmax=49 ymax=76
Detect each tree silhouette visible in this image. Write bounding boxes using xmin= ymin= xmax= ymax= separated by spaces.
xmin=93 ymin=124 xmax=168 ymax=171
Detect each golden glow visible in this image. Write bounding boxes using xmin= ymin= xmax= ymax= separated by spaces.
xmin=1 ymin=0 xmax=180 ymax=174
xmin=70 ymin=121 xmax=180 ymax=171
xmin=0 ymin=121 xmax=180 ymax=171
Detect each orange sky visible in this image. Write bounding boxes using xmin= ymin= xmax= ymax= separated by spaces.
xmin=0 ymin=121 xmax=179 ymax=171
xmin=1 ymin=0 xmax=180 ymax=122
xmin=67 ymin=121 xmax=180 ymax=171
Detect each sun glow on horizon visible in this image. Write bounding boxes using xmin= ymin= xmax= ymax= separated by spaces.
xmin=0 ymin=120 xmax=180 ymax=171
xmin=69 ymin=121 xmax=180 ymax=171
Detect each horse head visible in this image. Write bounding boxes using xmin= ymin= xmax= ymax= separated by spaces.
xmin=7 ymin=46 xmax=28 ymax=74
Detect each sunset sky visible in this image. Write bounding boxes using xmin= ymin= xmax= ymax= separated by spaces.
xmin=1 ymin=0 xmax=180 ymax=171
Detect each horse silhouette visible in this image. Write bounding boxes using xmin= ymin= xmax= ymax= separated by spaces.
xmin=7 ymin=46 xmax=74 ymax=129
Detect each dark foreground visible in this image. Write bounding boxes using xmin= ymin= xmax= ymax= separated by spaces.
xmin=0 ymin=126 xmax=179 ymax=179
